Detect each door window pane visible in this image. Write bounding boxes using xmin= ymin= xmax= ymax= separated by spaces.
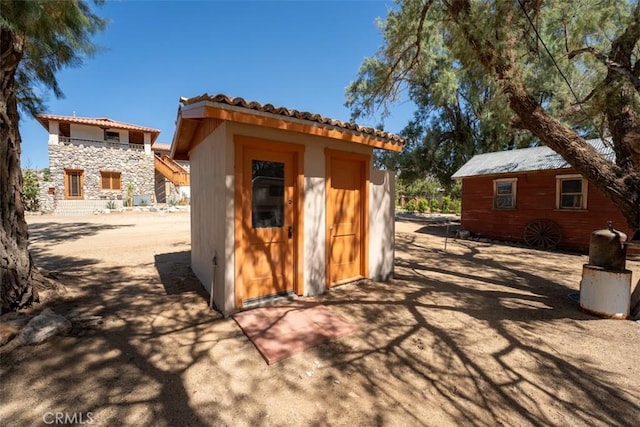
xmin=252 ymin=160 xmax=284 ymax=228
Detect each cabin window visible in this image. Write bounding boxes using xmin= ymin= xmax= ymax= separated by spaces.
xmin=556 ymin=174 xmax=587 ymax=210
xmin=493 ymin=178 xmax=517 ymax=209
xmin=104 ymin=130 xmax=120 ymax=142
xmin=251 ymin=160 xmax=284 ymax=228
xmin=100 ymin=171 xmax=122 ymax=190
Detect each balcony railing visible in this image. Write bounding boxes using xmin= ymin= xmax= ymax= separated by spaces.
xmin=58 ymin=136 xmax=144 ymax=151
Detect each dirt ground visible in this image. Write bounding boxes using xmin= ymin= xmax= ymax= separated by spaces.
xmin=1 ymin=212 xmax=639 ymax=426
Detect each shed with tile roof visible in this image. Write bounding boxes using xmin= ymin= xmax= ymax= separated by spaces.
xmin=452 ymin=141 xmax=631 ymax=250
xmin=171 ymin=94 xmax=405 ymax=316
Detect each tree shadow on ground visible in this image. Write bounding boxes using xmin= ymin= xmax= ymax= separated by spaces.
xmin=154 ymin=251 xmax=208 ymax=299
xmin=3 ymin=219 xmax=638 ymax=426
xmin=316 ymin=230 xmax=639 ymax=426
xmin=28 ymin=222 xmax=135 ymax=245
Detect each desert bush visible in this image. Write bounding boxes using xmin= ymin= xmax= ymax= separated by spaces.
xmin=417 ymin=198 xmax=429 ymax=213
xmin=405 ymin=199 xmax=417 ymax=212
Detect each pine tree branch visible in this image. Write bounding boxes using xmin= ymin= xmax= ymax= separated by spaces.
xmin=567 ymin=46 xmax=640 ymax=91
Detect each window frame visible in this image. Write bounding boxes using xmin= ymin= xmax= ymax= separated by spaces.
xmin=100 ymin=171 xmax=122 ymax=191
xmin=493 ymin=177 xmax=517 ymax=210
xmin=556 ymin=174 xmax=588 ymax=210
xmin=64 ymin=169 xmax=84 ymax=199
xmin=104 ymin=130 xmax=120 ymax=143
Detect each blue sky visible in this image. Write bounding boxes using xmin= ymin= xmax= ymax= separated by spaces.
xmin=19 ymin=0 xmax=414 ymax=168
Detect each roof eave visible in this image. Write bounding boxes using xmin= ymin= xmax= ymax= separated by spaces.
xmin=174 ymin=100 xmax=404 ymax=156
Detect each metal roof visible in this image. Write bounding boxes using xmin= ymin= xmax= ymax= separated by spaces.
xmin=451 ymin=139 xmax=614 ymax=179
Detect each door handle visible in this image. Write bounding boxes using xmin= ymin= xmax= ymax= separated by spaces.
xmin=288 ymin=226 xmax=293 ymax=239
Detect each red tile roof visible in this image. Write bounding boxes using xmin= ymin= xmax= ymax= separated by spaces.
xmin=179 ymin=94 xmax=406 ymax=147
xmin=37 ymin=114 xmax=160 ymax=142
xmin=151 ymin=143 xmax=171 ymax=152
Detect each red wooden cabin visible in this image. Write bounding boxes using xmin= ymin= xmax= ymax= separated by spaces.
xmin=452 ymin=140 xmax=632 ymax=251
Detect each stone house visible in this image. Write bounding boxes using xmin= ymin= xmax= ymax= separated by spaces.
xmin=36 ymin=114 xmax=188 ymax=213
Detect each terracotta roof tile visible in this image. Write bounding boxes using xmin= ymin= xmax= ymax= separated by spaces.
xmin=179 ymin=94 xmax=406 ymax=147
xmin=151 ymin=143 xmax=171 ymax=152
xmin=37 ymin=114 xmax=160 ymax=141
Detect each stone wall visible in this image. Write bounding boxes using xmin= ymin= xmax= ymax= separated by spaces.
xmin=49 ymin=143 xmax=155 ymax=201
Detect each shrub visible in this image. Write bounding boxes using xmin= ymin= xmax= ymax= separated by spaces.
xmin=450 ymin=199 xmax=462 ymax=214
xmin=430 ymin=198 xmax=439 ymax=213
xmin=441 ymin=196 xmax=452 ymax=213
xmin=105 ymin=200 xmax=117 ymax=210
xmin=125 ymin=183 xmax=135 ymax=207
xmin=405 ymin=199 xmax=417 ymax=212
xmin=417 ymin=198 xmax=429 ymax=213
xmin=22 ymin=169 xmax=39 ymax=211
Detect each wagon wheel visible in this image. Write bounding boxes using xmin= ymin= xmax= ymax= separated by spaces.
xmin=523 ymin=219 xmax=562 ymax=249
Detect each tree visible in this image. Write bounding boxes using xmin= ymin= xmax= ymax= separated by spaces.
xmin=347 ymin=0 xmax=640 ymax=229
xmin=0 ymin=1 xmax=105 ymax=312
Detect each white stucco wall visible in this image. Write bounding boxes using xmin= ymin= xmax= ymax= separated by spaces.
xmin=369 ymin=169 xmax=395 ymax=281
xmin=189 ymin=120 xmax=396 ymax=316
xmin=189 ymin=122 xmax=236 ymax=315
xmin=70 ymin=123 xmax=104 ymax=141
xmin=69 ymin=123 xmax=129 ymax=143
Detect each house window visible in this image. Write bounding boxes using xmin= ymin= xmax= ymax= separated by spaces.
xmin=64 ymin=169 xmax=83 ymax=199
xmin=100 ymin=171 xmax=121 ymax=190
xmin=493 ymin=178 xmax=517 ymax=209
xmin=104 ymin=130 xmax=120 ymax=142
xmin=556 ymin=174 xmax=588 ymax=210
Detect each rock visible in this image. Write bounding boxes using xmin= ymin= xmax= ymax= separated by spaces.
xmin=16 ymin=308 xmax=72 ymax=345
xmin=0 ymin=313 xmax=33 ymax=346
xmin=0 ymin=323 xmax=19 ymax=346
xmin=456 ymin=230 xmax=471 ymax=239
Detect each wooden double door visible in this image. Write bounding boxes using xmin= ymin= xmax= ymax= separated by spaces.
xmin=235 ymin=139 xmax=368 ymax=307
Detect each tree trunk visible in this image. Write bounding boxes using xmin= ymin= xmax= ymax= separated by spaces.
xmin=0 ymin=27 xmax=40 ymax=313
xmin=448 ymin=0 xmax=640 ymax=230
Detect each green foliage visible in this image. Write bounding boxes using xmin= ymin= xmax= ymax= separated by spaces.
xmin=404 ymin=199 xmax=417 ymax=212
xmin=429 ymin=198 xmax=439 ymax=213
xmin=125 ymin=183 xmax=135 ymax=207
xmin=450 ymin=199 xmax=462 ymax=214
xmin=41 ymin=168 xmax=51 ymax=182
xmin=21 ymin=169 xmax=39 ymax=211
xmin=441 ymin=196 xmax=452 ymax=213
xmin=0 ymin=0 xmax=106 ymax=115
xmin=346 ymin=0 xmax=638 ymax=189
xmin=105 ymin=200 xmax=116 ymax=210
xmin=417 ymin=198 xmax=429 ymax=213
xmin=396 ymin=176 xmax=439 ymax=199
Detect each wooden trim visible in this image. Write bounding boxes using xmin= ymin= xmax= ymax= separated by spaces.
xmin=555 ymin=174 xmax=588 ymax=210
xmin=180 ymin=105 xmax=403 ymax=153
xmin=294 ymin=148 xmax=305 ymax=296
xmin=64 ymin=169 xmax=84 ymax=199
xmin=324 ymin=149 xmax=370 ymax=288
xmin=233 ymin=135 xmax=305 ymax=309
xmin=234 ymin=141 xmax=244 ymax=309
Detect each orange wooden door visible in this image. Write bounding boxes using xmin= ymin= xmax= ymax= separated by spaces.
xmin=241 ymin=148 xmax=295 ymax=301
xmin=327 ymin=154 xmax=366 ymax=286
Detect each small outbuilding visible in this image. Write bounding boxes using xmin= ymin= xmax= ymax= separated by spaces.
xmin=452 ymin=140 xmax=632 ymax=250
xmin=171 ymin=94 xmax=405 ymax=316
